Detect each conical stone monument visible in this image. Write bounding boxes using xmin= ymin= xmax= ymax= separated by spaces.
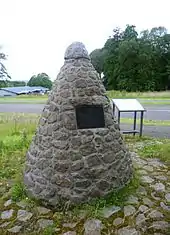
xmin=24 ymin=42 xmax=133 ymax=206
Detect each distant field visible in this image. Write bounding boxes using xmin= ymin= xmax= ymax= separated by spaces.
xmin=107 ymin=90 xmax=170 ymax=99
xmin=0 ymin=95 xmax=47 ymax=104
xmin=0 ymin=90 xmax=169 ymax=104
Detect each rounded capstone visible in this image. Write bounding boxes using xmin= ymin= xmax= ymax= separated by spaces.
xmin=64 ymin=42 xmax=90 ymax=60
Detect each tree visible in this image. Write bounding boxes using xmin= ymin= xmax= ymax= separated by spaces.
xmin=122 ymin=24 xmax=138 ymax=40
xmin=0 ymin=46 xmax=11 ymax=87
xmin=117 ymin=38 xmax=155 ymax=91
xmin=103 ymin=27 xmax=124 ymax=90
xmin=90 ymin=49 xmax=106 ymax=79
xmin=8 ymin=80 xmax=26 ymax=87
xmin=28 ymin=73 xmax=52 ymax=89
xmin=92 ymin=24 xmax=170 ymax=91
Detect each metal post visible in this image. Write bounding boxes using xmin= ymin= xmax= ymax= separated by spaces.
xmin=118 ymin=111 xmax=120 ymax=125
xmin=139 ymin=111 xmax=144 ymax=137
xmin=133 ymin=111 xmax=137 ymax=136
xmin=113 ymin=103 xmax=115 ymax=117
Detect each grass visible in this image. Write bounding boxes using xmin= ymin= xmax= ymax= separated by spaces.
xmin=107 ymin=90 xmax=170 ymax=99
xmin=11 ymin=181 xmax=27 ymax=201
xmin=0 ymin=112 xmax=169 ymax=234
xmin=0 ymin=90 xmax=169 ymax=104
xmin=43 ymin=226 xmax=56 ymax=235
xmin=121 ymin=118 xmax=170 ymax=126
xmin=0 ymin=96 xmax=47 ymax=104
xmin=125 ymin=135 xmax=170 ymax=164
xmin=140 ymin=101 xmax=170 ymax=105
xmin=138 ymin=142 xmax=170 ymax=164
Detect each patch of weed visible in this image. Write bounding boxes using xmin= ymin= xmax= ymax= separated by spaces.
xmin=43 ymin=225 xmax=56 ymax=235
xmin=72 ymin=172 xmax=140 ymax=218
xmin=11 ymin=181 xmax=27 ymax=201
xmin=138 ymin=142 xmax=170 ymax=163
xmin=124 ymin=135 xmax=152 ymax=143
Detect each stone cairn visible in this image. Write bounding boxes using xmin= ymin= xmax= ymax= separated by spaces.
xmin=24 ymin=42 xmax=133 ymax=207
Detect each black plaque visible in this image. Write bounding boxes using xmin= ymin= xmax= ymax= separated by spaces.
xmin=76 ymin=105 xmax=105 ymax=129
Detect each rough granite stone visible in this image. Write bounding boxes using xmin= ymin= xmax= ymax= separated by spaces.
xmin=64 ymin=42 xmax=90 ymax=60
xmin=141 ymin=175 xmax=154 ymax=184
xmin=37 ymin=219 xmax=54 ymax=229
xmin=36 ymin=206 xmax=51 ymax=215
xmin=1 ymin=209 xmax=14 ymax=220
xmin=153 ymin=233 xmax=163 ymax=235
xmin=100 ymin=205 xmax=121 ymax=218
xmin=84 ymin=219 xmax=102 ymax=235
xmin=137 ymin=170 xmax=148 ymax=175
xmin=160 ymin=201 xmax=170 ymax=212
xmin=126 ymin=195 xmax=139 ymax=205
xmin=4 ymin=199 xmax=12 ymax=207
xmin=147 ymin=159 xmax=166 ymax=168
xmin=136 ymin=186 xmax=147 ymax=196
xmin=17 ymin=210 xmax=33 ymax=222
xmin=113 ymin=217 xmax=123 ymax=226
xmin=24 ymin=42 xmax=133 ymax=206
xmin=149 ymin=221 xmax=169 ymax=231
xmin=135 ymin=213 xmax=146 ymax=227
xmin=63 ymin=222 xmax=77 ymax=229
xmin=151 ymin=183 xmax=165 ymax=192
xmin=143 ymin=197 xmax=154 ymax=207
xmin=0 ymin=222 xmax=11 ymax=228
xmin=154 ymin=175 xmax=167 ymax=181
xmin=138 ymin=205 xmax=149 ymax=213
xmin=63 ymin=232 xmax=76 ymax=235
xmin=117 ymin=227 xmax=140 ymax=235
xmin=151 ymin=192 xmax=161 ymax=201
xmin=7 ymin=225 xmax=22 ymax=233
xmin=124 ymin=205 xmax=136 ymax=217
xmin=148 ymin=210 xmax=164 ymax=219
xmin=16 ymin=200 xmax=28 ymax=209
xmin=143 ymin=165 xmax=153 ymax=172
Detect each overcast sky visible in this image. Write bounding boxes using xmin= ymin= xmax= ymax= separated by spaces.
xmin=0 ymin=0 xmax=170 ymax=81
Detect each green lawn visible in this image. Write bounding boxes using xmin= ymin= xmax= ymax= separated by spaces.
xmin=121 ymin=118 xmax=170 ymax=126
xmin=0 ymin=90 xmax=169 ymax=104
xmin=0 ymin=113 xmax=170 ymax=127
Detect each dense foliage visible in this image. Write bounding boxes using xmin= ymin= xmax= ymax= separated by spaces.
xmin=0 ymin=46 xmax=11 ymax=87
xmin=27 ymin=73 xmax=52 ymax=89
xmin=90 ymin=25 xmax=170 ymax=91
xmin=9 ymin=81 xmax=26 ymax=87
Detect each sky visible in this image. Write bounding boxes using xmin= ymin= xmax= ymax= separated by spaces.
xmin=0 ymin=0 xmax=170 ymax=81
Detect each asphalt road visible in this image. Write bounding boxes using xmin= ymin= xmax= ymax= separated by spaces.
xmin=120 ymin=124 xmax=170 ymax=139
xmin=0 ymin=103 xmax=170 ymax=120
xmin=0 ymin=103 xmax=170 ymax=138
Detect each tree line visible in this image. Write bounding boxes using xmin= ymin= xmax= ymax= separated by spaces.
xmin=0 ymin=47 xmax=52 ymax=89
xmin=90 ymin=25 xmax=170 ymax=91
xmin=0 ymin=73 xmax=52 ymax=89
